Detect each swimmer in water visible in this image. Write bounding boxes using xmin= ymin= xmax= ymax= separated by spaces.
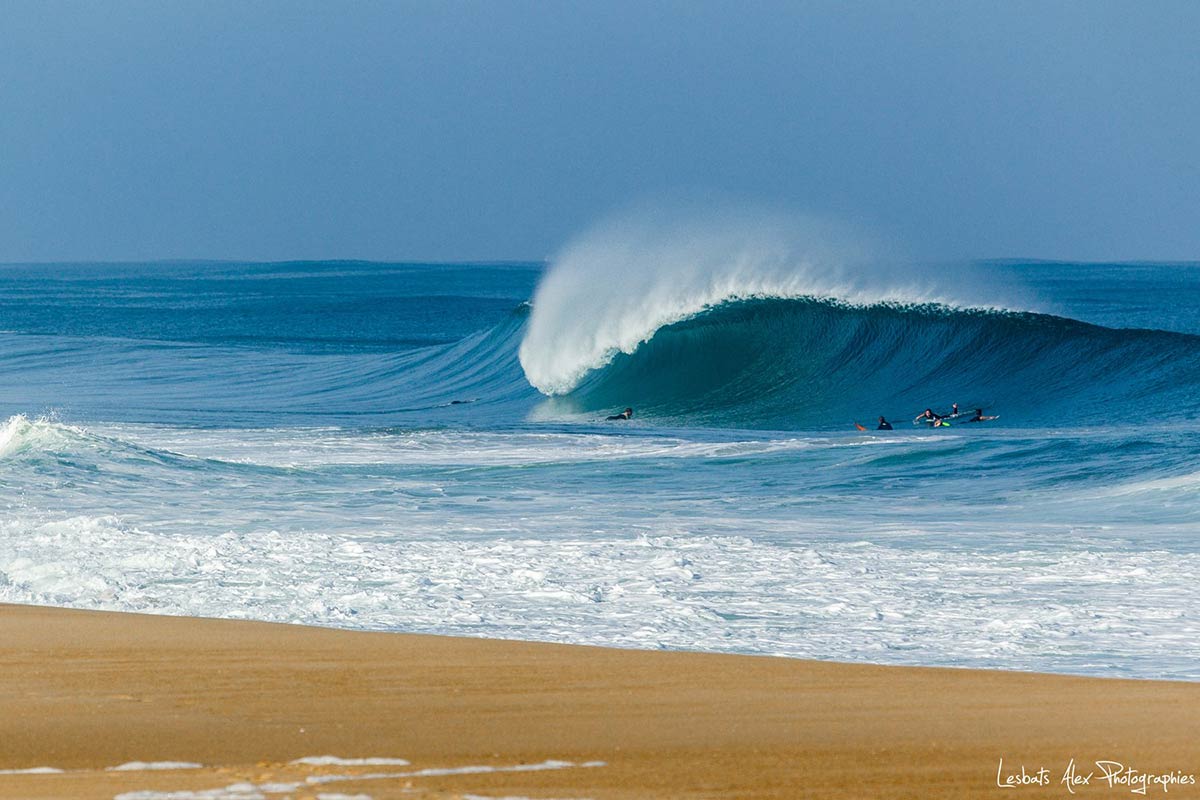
xmin=606 ymin=407 xmax=634 ymax=421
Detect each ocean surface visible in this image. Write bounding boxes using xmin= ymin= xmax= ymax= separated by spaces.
xmin=1 ymin=254 xmax=1197 ymax=679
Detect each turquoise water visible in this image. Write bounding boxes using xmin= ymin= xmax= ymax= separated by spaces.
xmin=0 ymin=258 xmax=1197 ymax=679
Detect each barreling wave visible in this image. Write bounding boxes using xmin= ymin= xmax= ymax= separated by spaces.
xmin=519 ymin=207 xmax=1026 ymax=395
xmin=518 ymin=211 xmax=1200 ymax=428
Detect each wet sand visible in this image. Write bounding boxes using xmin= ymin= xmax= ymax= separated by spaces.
xmin=0 ymin=603 xmax=1197 ymax=799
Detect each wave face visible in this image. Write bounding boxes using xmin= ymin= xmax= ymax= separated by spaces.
xmin=543 ymin=298 xmax=1200 ymax=428
xmin=0 ymin=262 xmax=539 ymax=427
xmin=519 ymin=216 xmax=1200 ymax=428
xmin=519 ymin=210 xmax=1025 ymax=395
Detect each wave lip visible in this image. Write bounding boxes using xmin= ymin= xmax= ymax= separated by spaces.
xmin=518 ymin=209 xmax=1019 ymax=396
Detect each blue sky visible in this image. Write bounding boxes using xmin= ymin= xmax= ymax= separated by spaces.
xmin=1 ymin=1 xmax=1197 ymax=262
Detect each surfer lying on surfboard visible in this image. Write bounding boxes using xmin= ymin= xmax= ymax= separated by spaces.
xmin=965 ymin=408 xmax=999 ymax=422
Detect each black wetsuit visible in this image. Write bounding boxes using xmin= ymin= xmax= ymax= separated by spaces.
xmin=877 ymin=421 xmax=893 ymax=430
xmin=607 ymin=411 xmax=632 ymax=421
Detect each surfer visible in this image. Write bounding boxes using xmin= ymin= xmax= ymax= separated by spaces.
xmin=877 ymin=416 xmax=893 ymax=430
xmin=606 ymin=407 xmax=634 ymax=421
xmin=966 ymin=408 xmax=998 ymax=423
xmin=914 ymin=408 xmax=943 ymax=425
xmin=947 ymin=402 xmax=960 ymax=418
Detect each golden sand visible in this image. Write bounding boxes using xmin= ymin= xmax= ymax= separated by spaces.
xmin=0 ymin=604 xmax=1197 ymax=799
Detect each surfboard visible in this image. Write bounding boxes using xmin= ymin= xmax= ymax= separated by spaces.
xmin=854 ymin=422 xmax=868 ymax=431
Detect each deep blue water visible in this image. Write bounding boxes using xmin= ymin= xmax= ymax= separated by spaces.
xmin=0 ymin=258 xmax=1197 ymax=679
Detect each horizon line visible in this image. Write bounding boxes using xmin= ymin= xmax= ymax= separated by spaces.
xmin=1 ymin=256 xmax=1198 ymax=268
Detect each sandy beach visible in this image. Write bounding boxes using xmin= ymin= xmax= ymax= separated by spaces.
xmin=0 ymin=604 xmax=1195 ymax=799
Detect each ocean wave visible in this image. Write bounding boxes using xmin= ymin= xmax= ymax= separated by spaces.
xmin=518 ymin=209 xmax=1028 ymax=395
xmin=513 ymin=214 xmax=1199 ymax=427
xmin=0 ymin=415 xmax=89 ymax=459
xmin=3 ymin=250 xmax=1197 ymax=431
xmin=530 ymin=297 xmax=1200 ymax=427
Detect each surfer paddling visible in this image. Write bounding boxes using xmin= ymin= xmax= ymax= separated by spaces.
xmin=914 ymin=408 xmax=944 ymax=426
xmin=966 ymin=408 xmax=999 ymax=423
xmin=606 ymin=407 xmax=634 ymax=421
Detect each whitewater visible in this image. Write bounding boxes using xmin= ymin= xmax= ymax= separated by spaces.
xmin=0 ymin=249 xmax=1197 ymax=679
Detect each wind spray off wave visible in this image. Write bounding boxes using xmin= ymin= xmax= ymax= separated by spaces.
xmin=518 ymin=208 xmax=1016 ymax=396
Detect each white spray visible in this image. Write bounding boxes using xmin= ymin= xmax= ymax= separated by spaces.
xmin=519 ymin=205 xmax=999 ymax=396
